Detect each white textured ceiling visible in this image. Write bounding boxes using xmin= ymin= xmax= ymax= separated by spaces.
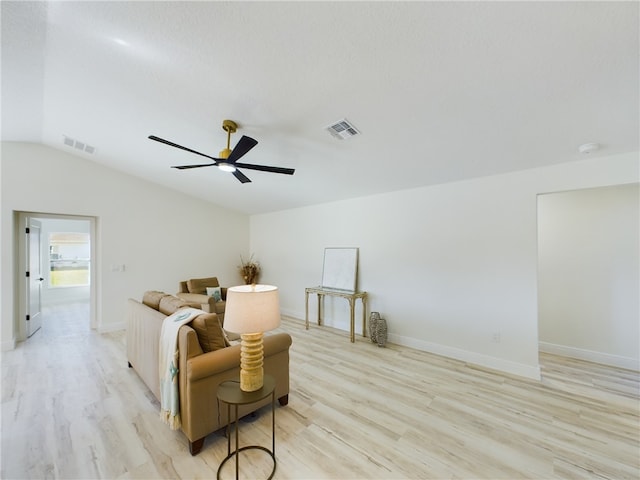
xmin=2 ymin=1 xmax=638 ymax=214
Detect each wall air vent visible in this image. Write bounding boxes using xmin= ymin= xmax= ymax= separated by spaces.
xmin=325 ymin=118 xmax=360 ymax=140
xmin=63 ymin=135 xmax=95 ymax=154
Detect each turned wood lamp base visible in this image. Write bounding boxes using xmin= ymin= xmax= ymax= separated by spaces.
xmin=239 ymin=332 xmax=265 ymax=392
xmin=224 ymin=284 xmax=281 ymax=393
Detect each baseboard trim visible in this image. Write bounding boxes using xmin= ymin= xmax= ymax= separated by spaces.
xmin=280 ymin=308 xmax=300 ymax=320
xmin=280 ymin=312 xmax=541 ymax=380
xmin=98 ymin=321 xmax=126 ymax=333
xmin=539 ymin=342 xmax=639 ymax=371
xmin=390 ymin=333 xmax=541 ymax=380
xmin=1 ymin=338 xmax=16 ymax=351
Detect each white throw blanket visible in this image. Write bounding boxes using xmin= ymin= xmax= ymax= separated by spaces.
xmin=159 ymin=307 xmax=202 ymax=430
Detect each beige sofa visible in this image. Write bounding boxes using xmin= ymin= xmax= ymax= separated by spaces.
xmin=126 ymin=291 xmax=292 ymax=455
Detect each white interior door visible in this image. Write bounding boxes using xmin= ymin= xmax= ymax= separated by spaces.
xmin=26 ymin=218 xmax=43 ymax=337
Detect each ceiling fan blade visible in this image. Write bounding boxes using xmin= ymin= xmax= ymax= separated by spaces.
xmin=233 ymin=162 xmax=295 ymax=175
xmin=227 ymin=135 xmax=258 ymax=164
xmin=149 ymin=135 xmax=221 ymax=163
xmin=233 ymin=169 xmax=252 ymax=184
xmin=171 ymin=163 xmax=217 ymax=170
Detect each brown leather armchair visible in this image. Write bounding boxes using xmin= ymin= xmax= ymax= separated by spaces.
xmin=176 ymin=276 xmax=227 ymax=322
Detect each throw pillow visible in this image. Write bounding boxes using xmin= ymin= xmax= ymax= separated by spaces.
xmin=190 ymin=313 xmax=229 ymax=352
xmin=206 ymin=286 xmax=222 ymax=302
xmin=187 ymin=277 xmax=219 ymax=295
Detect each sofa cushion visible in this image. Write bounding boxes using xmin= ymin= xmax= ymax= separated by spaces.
xmin=187 ymin=277 xmax=220 ymax=295
xmin=190 ymin=313 xmax=229 ymax=352
xmin=142 ymin=290 xmax=168 ymax=310
xmin=159 ymin=295 xmax=192 ymax=315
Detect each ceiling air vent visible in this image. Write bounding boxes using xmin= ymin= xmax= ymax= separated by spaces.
xmin=63 ymin=135 xmax=95 ymax=154
xmin=325 ymin=118 xmax=360 ymax=140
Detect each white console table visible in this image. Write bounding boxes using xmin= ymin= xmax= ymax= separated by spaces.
xmin=305 ymin=287 xmax=368 ymax=343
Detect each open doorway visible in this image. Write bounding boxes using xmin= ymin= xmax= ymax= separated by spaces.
xmin=537 ymin=183 xmax=639 ymax=371
xmin=17 ymin=212 xmax=97 ymax=341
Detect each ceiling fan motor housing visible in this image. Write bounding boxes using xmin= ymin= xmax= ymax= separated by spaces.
xmin=222 ymin=119 xmax=237 ymax=134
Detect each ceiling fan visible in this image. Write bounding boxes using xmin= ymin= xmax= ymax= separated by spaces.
xmin=148 ymin=120 xmax=295 ymax=184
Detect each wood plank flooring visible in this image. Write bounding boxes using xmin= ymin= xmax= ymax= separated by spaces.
xmin=1 ymin=302 xmax=638 ymax=479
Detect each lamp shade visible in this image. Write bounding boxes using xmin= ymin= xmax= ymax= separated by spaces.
xmin=223 ymin=284 xmax=281 ymax=334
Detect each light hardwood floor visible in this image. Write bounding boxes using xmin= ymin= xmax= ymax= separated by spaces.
xmin=1 ymin=303 xmax=638 ymax=479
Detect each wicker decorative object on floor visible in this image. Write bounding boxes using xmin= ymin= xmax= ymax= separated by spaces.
xmin=369 ymin=312 xmax=380 ymax=343
xmin=375 ymin=318 xmax=388 ymax=347
xmin=369 ymin=312 xmax=387 ymax=347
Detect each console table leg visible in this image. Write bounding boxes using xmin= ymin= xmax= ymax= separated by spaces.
xmin=304 ymin=288 xmax=368 ymax=343
xmin=317 ymin=294 xmax=323 ymax=326
xmin=305 ymin=291 xmax=309 ymax=330
xmin=349 ymin=298 xmax=355 ymax=343
xmin=361 ymin=297 xmax=367 ymax=338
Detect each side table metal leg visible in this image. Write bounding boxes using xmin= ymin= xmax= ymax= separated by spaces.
xmin=227 ymin=403 xmax=231 ymax=456
xmin=271 ymin=390 xmax=276 ymax=454
xmin=234 ymin=405 xmax=239 ymax=480
xmin=305 ymin=290 xmax=309 ymax=330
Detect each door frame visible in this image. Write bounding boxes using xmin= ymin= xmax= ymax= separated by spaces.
xmin=16 ymin=211 xmax=98 ymax=341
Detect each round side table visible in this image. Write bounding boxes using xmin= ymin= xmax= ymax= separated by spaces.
xmin=216 ymin=374 xmax=276 ymax=480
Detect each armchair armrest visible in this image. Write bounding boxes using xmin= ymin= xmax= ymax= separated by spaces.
xmin=186 ymin=333 xmax=292 ymax=382
xmin=187 ymin=345 xmax=241 ymax=381
xmin=176 ymin=292 xmax=216 ymax=313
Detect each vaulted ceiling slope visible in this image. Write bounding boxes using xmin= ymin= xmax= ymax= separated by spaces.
xmin=2 ymin=1 xmax=638 ymax=214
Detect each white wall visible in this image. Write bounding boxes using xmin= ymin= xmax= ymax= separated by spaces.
xmin=1 ymin=142 xmax=249 ymax=348
xmin=251 ymin=152 xmax=639 ymax=379
xmin=538 ymin=183 xmax=639 ymax=370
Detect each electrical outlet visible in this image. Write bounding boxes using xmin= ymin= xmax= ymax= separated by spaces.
xmin=491 ymin=333 xmax=501 ymax=343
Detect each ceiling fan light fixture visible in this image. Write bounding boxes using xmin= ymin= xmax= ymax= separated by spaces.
xmin=218 ymin=163 xmax=237 ymax=173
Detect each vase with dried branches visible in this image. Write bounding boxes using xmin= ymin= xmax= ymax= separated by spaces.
xmin=239 ymin=254 xmax=260 ymax=285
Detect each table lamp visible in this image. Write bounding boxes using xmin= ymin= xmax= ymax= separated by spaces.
xmin=223 ymin=284 xmax=281 ymax=392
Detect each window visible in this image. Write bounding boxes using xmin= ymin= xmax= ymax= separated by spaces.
xmin=49 ymin=232 xmax=90 ymax=287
